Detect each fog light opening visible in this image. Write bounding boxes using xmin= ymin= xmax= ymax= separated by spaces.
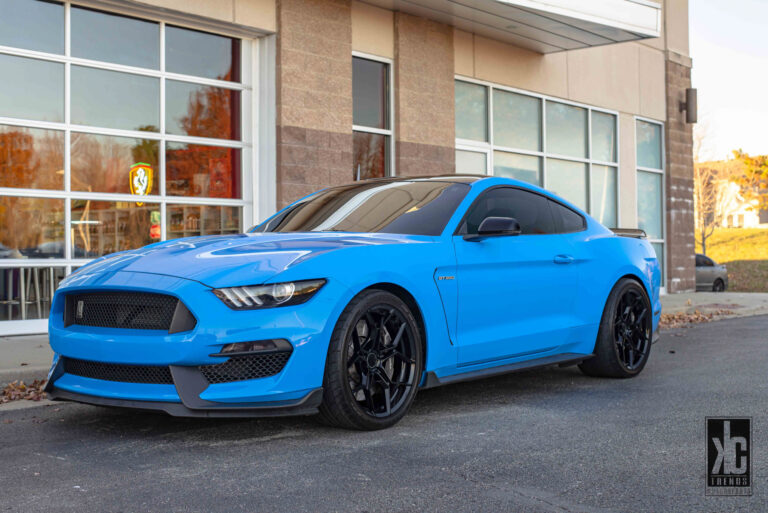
xmin=212 ymin=339 xmax=293 ymax=357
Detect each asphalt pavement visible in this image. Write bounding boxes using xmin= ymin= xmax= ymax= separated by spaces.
xmin=1 ymin=315 xmax=767 ymax=512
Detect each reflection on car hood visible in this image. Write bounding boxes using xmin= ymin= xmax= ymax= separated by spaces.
xmin=67 ymin=232 xmax=425 ymax=288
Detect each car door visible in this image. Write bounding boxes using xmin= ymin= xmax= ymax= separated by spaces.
xmin=696 ymin=254 xmax=714 ymax=289
xmin=452 ymin=187 xmax=581 ymax=366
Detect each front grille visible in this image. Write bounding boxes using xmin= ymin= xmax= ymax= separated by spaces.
xmin=65 ymin=292 xmax=188 ymax=331
xmin=63 ymin=357 xmax=174 ymax=384
xmin=199 ymin=353 xmax=291 ymax=384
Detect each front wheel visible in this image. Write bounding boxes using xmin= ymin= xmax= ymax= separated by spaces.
xmin=319 ymin=290 xmax=423 ymax=430
xmin=713 ymin=279 xmax=725 ymax=292
xmin=579 ymin=279 xmax=652 ymax=378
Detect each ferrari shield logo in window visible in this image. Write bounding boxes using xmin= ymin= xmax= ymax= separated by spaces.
xmin=129 ymin=163 xmax=153 ymax=206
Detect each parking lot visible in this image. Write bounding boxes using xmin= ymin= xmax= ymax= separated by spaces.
xmin=1 ymin=315 xmax=766 ymax=512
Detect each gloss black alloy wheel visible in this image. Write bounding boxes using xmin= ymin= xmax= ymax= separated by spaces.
xmin=319 ymin=290 xmax=423 ymax=430
xmin=613 ymin=289 xmax=650 ymax=371
xmin=579 ymin=278 xmax=652 ymax=378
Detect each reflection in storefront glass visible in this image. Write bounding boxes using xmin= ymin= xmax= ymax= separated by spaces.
xmin=166 ymin=80 xmax=240 ymax=140
xmin=353 ymin=131 xmax=387 ymax=181
xmin=0 ymin=197 xmax=64 ymax=258
xmin=71 ymin=132 xmax=159 ymax=195
xmin=166 ymin=205 xmax=241 ymax=239
xmin=0 ymin=125 xmax=64 ymax=190
xmin=70 ymin=200 xmax=160 ymax=257
xmin=0 ymin=266 xmax=66 ymax=321
xmin=166 ymin=143 xmax=241 ymax=198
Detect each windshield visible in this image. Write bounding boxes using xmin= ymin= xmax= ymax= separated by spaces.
xmin=254 ymin=180 xmax=470 ymax=236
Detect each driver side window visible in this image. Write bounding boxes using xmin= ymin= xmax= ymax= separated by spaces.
xmin=461 ymin=187 xmax=556 ymax=235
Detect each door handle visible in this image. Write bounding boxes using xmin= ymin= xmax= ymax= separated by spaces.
xmin=553 ymin=254 xmax=574 ymax=264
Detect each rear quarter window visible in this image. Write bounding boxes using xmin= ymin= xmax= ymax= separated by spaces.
xmin=548 ymin=199 xmax=585 ymax=233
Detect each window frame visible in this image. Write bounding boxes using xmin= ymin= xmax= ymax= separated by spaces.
xmin=454 ymin=76 xmax=621 ymax=227
xmin=634 ymin=115 xmax=666 ymax=290
xmin=0 ymin=0 xmax=271 ymax=332
xmin=352 ymin=51 xmax=395 ymax=179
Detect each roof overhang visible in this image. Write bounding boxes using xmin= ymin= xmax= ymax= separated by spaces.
xmin=364 ymin=0 xmax=662 ymax=53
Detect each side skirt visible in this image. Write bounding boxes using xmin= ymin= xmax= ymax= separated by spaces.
xmin=421 ymin=353 xmax=591 ymax=389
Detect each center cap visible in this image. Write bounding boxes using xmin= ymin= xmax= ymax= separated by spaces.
xmin=366 ymin=353 xmax=378 ymax=368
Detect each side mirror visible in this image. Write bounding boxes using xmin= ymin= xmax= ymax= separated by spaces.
xmin=464 ymin=217 xmax=521 ymax=241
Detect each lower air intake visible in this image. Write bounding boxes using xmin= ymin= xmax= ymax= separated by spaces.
xmin=199 ymin=353 xmax=291 ymax=384
xmin=63 ymin=357 xmax=174 ymax=385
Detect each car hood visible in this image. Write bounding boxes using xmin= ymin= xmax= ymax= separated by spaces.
xmin=73 ymin=232 xmax=426 ymax=288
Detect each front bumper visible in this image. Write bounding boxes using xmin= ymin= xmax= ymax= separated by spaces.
xmin=46 ymin=270 xmax=348 ymax=416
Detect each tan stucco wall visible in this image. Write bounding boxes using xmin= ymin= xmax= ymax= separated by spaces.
xmin=619 ymin=113 xmax=638 ymax=228
xmin=665 ymin=0 xmax=689 ymax=58
xmin=351 ymin=1 xmax=393 ymax=58
xmin=138 ymin=0 xmax=276 ymax=32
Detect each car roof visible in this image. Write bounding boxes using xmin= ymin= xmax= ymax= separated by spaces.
xmin=358 ymin=174 xmax=487 ymax=184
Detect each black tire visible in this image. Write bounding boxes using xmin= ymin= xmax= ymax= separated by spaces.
xmin=579 ymin=278 xmax=652 ymax=378
xmin=713 ymin=279 xmax=725 ymax=292
xmin=318 ymin=289 xmax=423 ymax=430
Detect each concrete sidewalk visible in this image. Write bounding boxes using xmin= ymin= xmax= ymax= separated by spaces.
xmin=2 ymin=291 xmax=768 ymax=387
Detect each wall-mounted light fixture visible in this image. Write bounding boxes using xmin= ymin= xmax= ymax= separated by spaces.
xmin=679 ymin=87 xmax=697 ymax=124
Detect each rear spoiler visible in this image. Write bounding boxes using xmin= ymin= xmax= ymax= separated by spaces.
xmin=611 ymin=228 xmax=647 ymax=239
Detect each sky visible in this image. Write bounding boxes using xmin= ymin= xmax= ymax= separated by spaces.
xmin=690 ymin=0 xmax=768 ymax=161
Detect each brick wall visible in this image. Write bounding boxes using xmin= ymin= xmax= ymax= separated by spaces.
xmin=664 ymin=58 xmax=696 ymax=292
xmin=276 ymin=0 xmax=353 ymax=207
xmin=394 ymin=14 xmax=455 ymax=177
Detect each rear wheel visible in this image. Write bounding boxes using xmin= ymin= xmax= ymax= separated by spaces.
xmin=579 ymin=279 xmax=652 ymax=378
xmin=713 ymin=279 xmax=725 ymax=292
xmin=319 ymin=290 xmax=422 ymax=430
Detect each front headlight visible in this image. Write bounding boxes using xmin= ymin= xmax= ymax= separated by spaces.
xmin=213 ymin=279 xmax=326 ymax=310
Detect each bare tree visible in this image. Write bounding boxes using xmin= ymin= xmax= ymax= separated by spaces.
xmin=693 ymin=162 xmax=730 ymax=255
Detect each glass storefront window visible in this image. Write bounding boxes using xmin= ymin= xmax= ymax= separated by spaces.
xmin=591 ymin=164 xmax=617 ymax=228
xmin=591 ymin=111 xmax=617 ymax=163
xmin=353 ymin=58 xmax=388 ymax=129
xmin=0 ymin=266 xmax=66 ymax=321
xmin=0 ymin=3 xmax=250 ymax=329
xmin=0 ymin=54 xmax=64 ymax=123
xmin=71 ymin=133 xmax=160 ymax=195
xmin=0 ymin=125 xmax=64 ymax=190
xmin=493 ymin=152 xmax=540 ymax=186
xmin=165 ymin=26 xmax=240 ymax=82
xmin=71 ymin=6 xmax=160 ymax=69
xmin=455 ymin=80 xmax=621 ymax=227
xmin=0 ymin=0 xmax=64 ymax=54
xmin=71 ymin=67 xmax=160 ymax=131
xmin=71 ymin=200 xmax=161 ymax=257
xmin=546 ymin=101 xmax=587 ymax=158
xmin=547 ymin=159 xmax=588 ymax=211
xmin=0 ymin=196 xmax=65 ymax=258
xmin=353 ymin=132 xmax=388 ymax=181
xmin=455 ymin=81 xmax=487 ymax=142
xmin=455 ymin=150 xmax=486 ymax=174
xmin=352 ymin=56 xmax=392 ymax=180
xmin=166 ymin=143 xmax=241 ymax=198
xmin=637 ymin=120 xmax=663 ymax=169
xmin=166 ymin=81 xmax=240 ymax=140
xmin=493 ymin=90 xmax=541 ymax=151
xmin=166 ymin=205 xmax=241 ymax=239
xmin=637 ymin=170 xmax=663 ymax=240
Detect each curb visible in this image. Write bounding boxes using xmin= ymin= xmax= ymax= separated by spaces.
xmin=0 ymin=366 xmax=49 ymax=388
xmin=0 ymin=398 xmax=58 ymax=413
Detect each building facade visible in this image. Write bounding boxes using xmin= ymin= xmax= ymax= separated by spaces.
xmin=0 ymin=0 xmax=694 ymax=334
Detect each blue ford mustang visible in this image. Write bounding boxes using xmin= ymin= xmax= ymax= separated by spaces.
xmin=46 ymin=175 xmax=661 ymax=430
